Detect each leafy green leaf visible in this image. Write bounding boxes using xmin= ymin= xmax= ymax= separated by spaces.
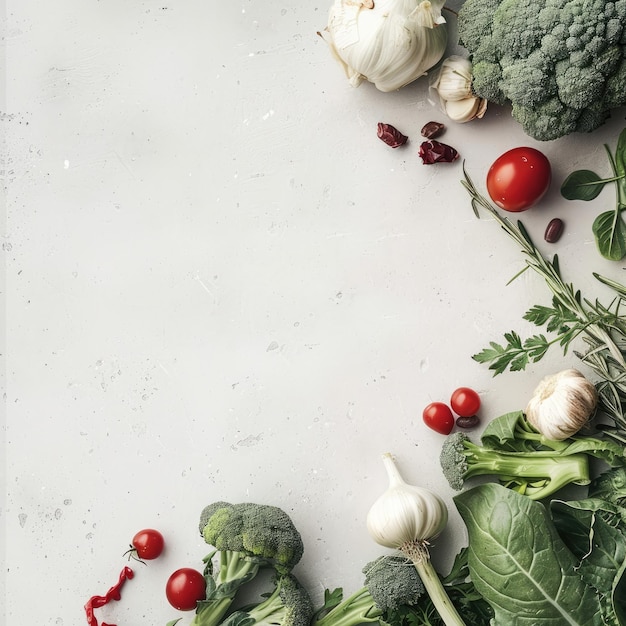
xmin=551 ymin=498 xmax=626 ymax=625
xmin=480 ymin=411 xmax=531 ymax=451
xmin=592 ymin=210 xmax=626 ymax=261
xmin=561 ymin=169 xmax=607 ymax=201
xmin=454 ymin=483 xmax=604 ymax=625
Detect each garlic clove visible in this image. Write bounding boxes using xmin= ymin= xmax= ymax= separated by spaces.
xmin=525 ymin=369 xmax=598 ymax=441
xmin=444 ymin=97 xmax=483 ymax=123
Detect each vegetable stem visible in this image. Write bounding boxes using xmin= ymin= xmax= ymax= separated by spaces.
xmin=402 ymin=544 xmax=466 ymax=626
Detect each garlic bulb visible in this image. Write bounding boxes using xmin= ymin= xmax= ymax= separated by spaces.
xmin=525 ymin=369 xmax=598 ymax=440
xmin=367 ymin=452 xmax=448 ymax=550
xmin=429 ymin=56 xmax=487 ymax=123
xmin=367 ymin=453 xmax=465 ymax=626
xmin=323 ymin=0 xmax=448 ymax=92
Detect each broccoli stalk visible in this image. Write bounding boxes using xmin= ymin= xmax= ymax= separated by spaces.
xmin=220 ymin=574 xmax=314 ymax=626
xmin=313 ymin=555 xmax=425 ymax=626
xmin=440 ymin=410 xmax=626 ymax=500
xmin=440 ymin=432 xmax=591 ymax=500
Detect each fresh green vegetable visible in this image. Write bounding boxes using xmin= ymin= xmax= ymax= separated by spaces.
xmin=551 ymin=496 xmax=626 ymax=624
xmin=312 ymin=555 xmax=425 ymax=626
xmin=455 ymin=483 xmax=606 ymax=624
xmin=379 ymin=549 xmax=494 ymax=626
xmin=561 ymin=127 xmax=626 ymax=260
xmin=441 ymin=430 xmax=590 ymax=499
xmin=167 ymin=502 xmax=305 ymax=626
xmin=457 ymin=0 xmax=626 ymax=141
xmin=199 ymin=501 xmax=304 ymax=575
xmin=439 ymin=411 xmax=626 ymax=500
xmin=220 ymin=574 xmax=314 ymax=626
xmin=366 ymin=453 xmax=466 ymax=626
xmin=461 ymin=163 xmax=626 ymax=444
xmin=440 ymin=410 xmax=626 ymax=499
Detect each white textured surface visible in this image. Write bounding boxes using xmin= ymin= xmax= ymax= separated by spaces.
xmin=3 ymin=1 xmax=626 ymax=623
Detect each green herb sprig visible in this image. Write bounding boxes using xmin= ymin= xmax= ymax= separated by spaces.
xmin=561 ymin=127 xmax=626 ymax=260
xmin=461 ymin=165 xmax=626 ymax=443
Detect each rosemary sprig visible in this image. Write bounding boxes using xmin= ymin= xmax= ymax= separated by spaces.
xmin=461 ymin=164 xmax=626 ymax=442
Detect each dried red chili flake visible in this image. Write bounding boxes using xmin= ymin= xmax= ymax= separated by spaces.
xmin=420 ymin=121 xmax=445 ymax=139
xmin=85 ymin=566 xmax=134 ymax=626
xmin=377 ymin=123 xmax=408 ymax=148
xmin=418 ymin=140 xmax=459 ymax=164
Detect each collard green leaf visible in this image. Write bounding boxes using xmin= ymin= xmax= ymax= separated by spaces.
xmin=551 ymin=498 xmax=626 ymax=625
xmin=480 ymin=411 xmax=526 ymax=450
xmin=454 ymin=483 xmax=604 ymax=625
xmin=561 ymin=169 xmax=607 ymax=201
xmin=592 ymin=210 xmax=626 ymax=261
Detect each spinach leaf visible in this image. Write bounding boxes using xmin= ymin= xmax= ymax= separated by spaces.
xmin=561 ymin=169 xmax=608 ymax=200
xmin=561 ymin=127 xmax=626 ymax=261
xmin=592 ymin=209 xmax=626 ymax=261
xmin=454 ymin=483 xmax=604 ymax=625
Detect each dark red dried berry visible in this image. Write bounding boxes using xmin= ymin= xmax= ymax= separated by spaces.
xmin=418 ymin=140 xmax=459 ymax=164
xmin=377 ymin=123 xmax=408 ymax=148
xmin=456 ymin=415 xmax=480 ymax=429
xmin=421 ymin=121 xmax=445 ymax=139
xmin=544 ymin=218 xmax=564 ymax=243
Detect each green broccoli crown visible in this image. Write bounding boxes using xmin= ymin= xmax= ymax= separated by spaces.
xmin=312 ymin=556 xmax=425 ymax=626
xmin=199 ymin=501 xmax=304 ymax=573
xmin=274 ymin=574 xmax=315 ymax=626
xmin=458 ymin=0 xmax=626 ymax=140
xmin=439 ymin=432 xmax=470 ymax=492
xmin=363 ymin=555 xmax=425 ymax=613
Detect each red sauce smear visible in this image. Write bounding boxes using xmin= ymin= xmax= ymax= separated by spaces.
xmin=85 ymin=566 xmax=134 ymax=626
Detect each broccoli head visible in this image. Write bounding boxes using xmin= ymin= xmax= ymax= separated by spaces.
xmin=221 ymin=574 xmax=314 ymax=626
xmin=313 ymin=555 xmax=425 ymax=626
xmin=199 ymin=501 xmax=304 ymax=574
xmin=458 ymin=0 xmax=626 ymax=140
xmin=440 ymin=431 xmax=591 ymax=500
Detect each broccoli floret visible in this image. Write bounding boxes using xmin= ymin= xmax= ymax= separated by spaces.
xmin=458 ymin=0 xmax=626 ymax=140
xmin=440 ymin=431 xmax=591 ymax=500
xmin=185 ymin=502 xmax=305 ymax=626
xmin=221 ymin=574 xmax=314 ymax=626
xmin=199 ymin=501 xmax=304 ymax=574
xmin=313 ymin=556 xmax=425 ymax=626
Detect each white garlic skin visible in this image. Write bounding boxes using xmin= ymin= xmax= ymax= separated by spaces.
xmin=366 ymin=453 xmax=448 ymax=548
xmin=525 ymin=369 xmax=598 ymax=440
xmin=324 ymin=0 xmax=448 ymax=92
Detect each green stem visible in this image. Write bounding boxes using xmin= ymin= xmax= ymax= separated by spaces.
xmin=401 ymin=542 xmax=466 ymax=626
xmin=314 ymin=588 xmax=381 ymax=626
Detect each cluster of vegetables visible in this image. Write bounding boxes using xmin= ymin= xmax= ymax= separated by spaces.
xmin=322 ymin=0 xmax=626 ymax=141
xmin=86 ymin=391 xmax=626 ymax=625
xmin=85 ymin=3 xmax=626 ymax=623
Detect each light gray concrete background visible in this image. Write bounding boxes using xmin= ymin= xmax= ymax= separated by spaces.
xmin=3 ymin=0 xmax=626 ymax=623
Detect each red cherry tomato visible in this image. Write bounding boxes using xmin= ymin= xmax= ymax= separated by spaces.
xmin=422 ymin=402 xmax=455 ymax=435
xmin=486 ymin=147 xmax=551 ymax=212
xmin=166 ymin=567 xmax=207 ymax=611
xmin=450 ymin=387 xmax=481 ymax=418
xmin=130 ymin=528 xmax=165 ymax=561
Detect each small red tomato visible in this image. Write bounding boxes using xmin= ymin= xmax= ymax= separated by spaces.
xmin=450 ymin=387 xmax=481 ymax=418
xmin=486 ymin=147 xmax=551 ymax=212
xmin=129 ymin=528 xmax=165 ymax=561
xmin=166 ymin=567 xmax=207 ymax=611
xmin=422 ymin=402 xmax=455 ymax=435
